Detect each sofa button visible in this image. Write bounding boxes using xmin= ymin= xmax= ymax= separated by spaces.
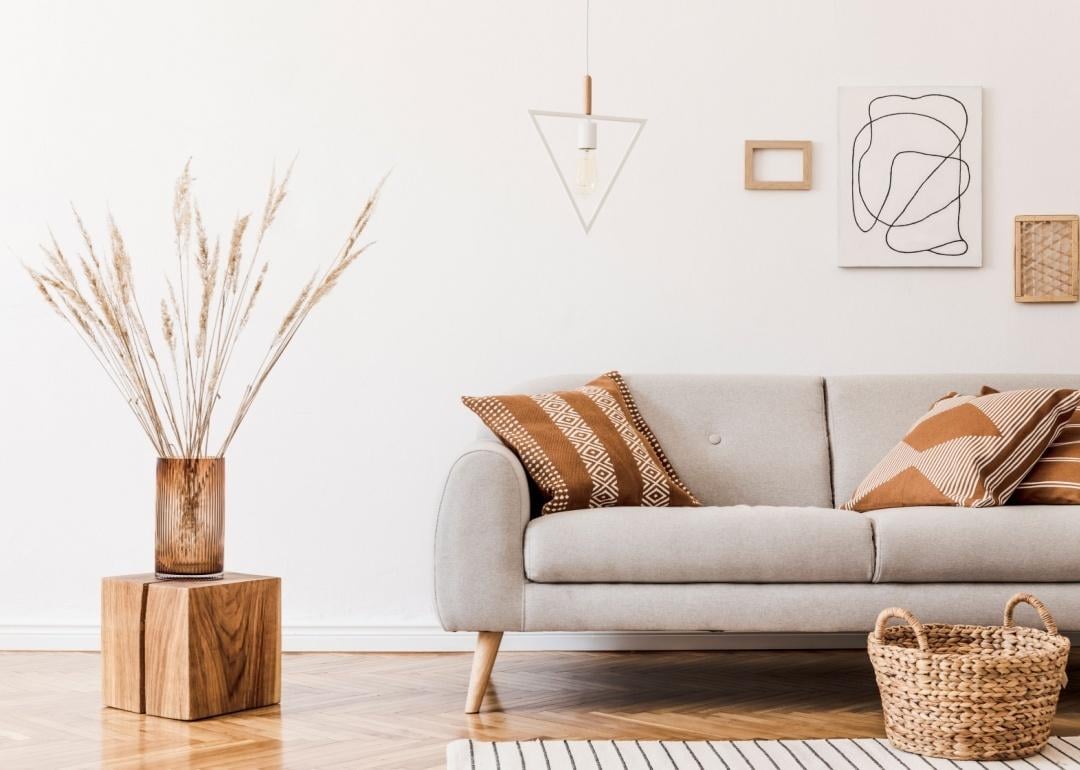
xmin=708 ymin=433 xmax=721 ymax=445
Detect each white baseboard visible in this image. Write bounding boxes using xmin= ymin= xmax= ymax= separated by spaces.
xmin=0 ymin=625 xmax=102 ymax=651
xmin=0 ymin=624 xmax=875 ymax=652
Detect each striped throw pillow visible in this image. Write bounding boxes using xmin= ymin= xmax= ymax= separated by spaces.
xmin=978 ymin=386 xmax=1080 ymax=504
xmin=1006 ymin=393 xmax=1080 ymax=504
xmin=842 ymin=387 xmax=1080 ymax=512
xmin=463 ymin=371 xmax=700 ymax=515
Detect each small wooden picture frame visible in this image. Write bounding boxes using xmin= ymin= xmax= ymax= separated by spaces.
xmin=744 ymin=140 xmax=812 ymax=190
xmin=1014 ymin=215 xmax=1079 ymax=303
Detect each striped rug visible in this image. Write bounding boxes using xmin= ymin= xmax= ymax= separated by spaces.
xmin=446 ymin=737 xmax=1080 ymax=769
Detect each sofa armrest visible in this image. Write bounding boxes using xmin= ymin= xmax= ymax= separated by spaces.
xmin=434 ymin=440 xmax=530 ymax=632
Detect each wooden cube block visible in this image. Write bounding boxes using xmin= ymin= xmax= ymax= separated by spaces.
xmin=102 ymin=573 xmax=281 ymax=720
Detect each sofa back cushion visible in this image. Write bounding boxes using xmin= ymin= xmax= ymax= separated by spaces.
xmin=509 ymin=374 xmax=833 ymax=507
xmin=826 ymin=374 xmax=1080 ymax=504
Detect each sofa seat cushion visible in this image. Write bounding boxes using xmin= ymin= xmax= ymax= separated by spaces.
xmin=524 ymin=506 xmax=874 ymax=583
xmin=868 ymin=506 xmax=1080 ymax=582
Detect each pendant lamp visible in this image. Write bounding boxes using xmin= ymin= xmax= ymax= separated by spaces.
xmin=529 ymin=0 xmax=646 ymax=234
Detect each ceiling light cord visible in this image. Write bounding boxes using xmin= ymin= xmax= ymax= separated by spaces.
xmin=585 ymin=0 xmax=590 ymax=75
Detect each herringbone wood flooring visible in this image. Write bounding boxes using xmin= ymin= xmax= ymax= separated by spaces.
xmin=2 ymin=650 xmax=1080 ymax=769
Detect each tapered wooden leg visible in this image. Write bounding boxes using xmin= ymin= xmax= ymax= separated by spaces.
xmin=465 ymin=631 xmax=503 ymax=714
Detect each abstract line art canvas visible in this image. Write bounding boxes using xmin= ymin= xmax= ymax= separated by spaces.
xmin=838 ymin=86 xmax=982 ymax=267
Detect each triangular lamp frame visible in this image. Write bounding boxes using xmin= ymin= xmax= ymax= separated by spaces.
xmin=529 ymin=109 xmax=646 ymax=234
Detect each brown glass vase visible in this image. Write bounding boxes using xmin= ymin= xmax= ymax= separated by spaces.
xmin=155 ymin=458 xmax=225 ymax=580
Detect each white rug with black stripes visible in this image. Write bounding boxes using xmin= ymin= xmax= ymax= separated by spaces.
xmin=446 ymin=737 xmax=1080 ymax=769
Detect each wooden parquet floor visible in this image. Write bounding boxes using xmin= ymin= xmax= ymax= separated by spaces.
xmin=2 ymin=650 xmax=1080 ymax=769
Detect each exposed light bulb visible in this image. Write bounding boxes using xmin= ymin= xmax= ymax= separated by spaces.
xmin=575 ymin=149 xmax=597 ymax=195
xmin=574 ymin=119 xmax=598 ymax=196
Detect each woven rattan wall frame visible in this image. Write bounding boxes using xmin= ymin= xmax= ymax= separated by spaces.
xmin=1015 ymin=215 xmax=1080 ymax=303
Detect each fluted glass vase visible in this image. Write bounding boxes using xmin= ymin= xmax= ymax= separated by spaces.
xmin=155 ymin=458 xmax=225 ymax=580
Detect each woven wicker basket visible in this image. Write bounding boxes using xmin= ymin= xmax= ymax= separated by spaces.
xmin=868 ymin=593 xmax=1070 ymax=761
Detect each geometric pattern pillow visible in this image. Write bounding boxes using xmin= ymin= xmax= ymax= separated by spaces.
xmin=463 ymin=371 xmax=701 ymax=515
xmin=841 ymin=387 xmax=1080 ymax=513
xmin=979 ymin=385 xmax=1080 ymax=505
xmin=1011 ymin=402 xmax=1080 ymax=505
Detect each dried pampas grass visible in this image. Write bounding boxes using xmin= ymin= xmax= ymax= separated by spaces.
xmin=27 ymin=161 xmax=383 ymax=458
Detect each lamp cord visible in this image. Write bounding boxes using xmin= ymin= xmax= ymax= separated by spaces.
xmin=585 ymin=0 xmax=590 ymax=75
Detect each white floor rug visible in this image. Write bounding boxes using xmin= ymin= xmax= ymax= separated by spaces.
xmin=446 ymin=737 xmax=1080 ymax=769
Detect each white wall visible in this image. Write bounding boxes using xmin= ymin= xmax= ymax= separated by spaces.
xmin=3 ymin=0 xmax=1080 ymax=649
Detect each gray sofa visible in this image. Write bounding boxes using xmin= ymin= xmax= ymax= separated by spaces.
xmin=434 ymin=374 xmax=1080 ymax=712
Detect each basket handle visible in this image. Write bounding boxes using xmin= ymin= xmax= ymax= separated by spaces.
xmin=1003 ymin=593 xmax=1060 ymax=636
xmin=874 ymin=607 xmax=929 ymax=653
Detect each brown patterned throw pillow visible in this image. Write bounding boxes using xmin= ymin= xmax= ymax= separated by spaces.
xmin=988 ymin=387 xmax=1080 ymax=504
xmin=842 ymin=387 xmax=1080 ymax=512
xmin=463 ymin=371 xmax=700 ymax=514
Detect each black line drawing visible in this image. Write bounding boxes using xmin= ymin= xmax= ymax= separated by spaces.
xmin=850 ymin=93 xmax=972 ymax=258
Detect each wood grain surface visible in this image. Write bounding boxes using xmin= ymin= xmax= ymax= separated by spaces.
xmin=102 ymin=573 xmax=281 ymax=720
xmin=7 ymin=649 xmax=1080 ymax=769
xmin=101 ymin=575 xmax=149 ymax=713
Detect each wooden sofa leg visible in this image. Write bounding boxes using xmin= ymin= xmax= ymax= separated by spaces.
xmin=465 ymin=631 xmax=503 ymax=714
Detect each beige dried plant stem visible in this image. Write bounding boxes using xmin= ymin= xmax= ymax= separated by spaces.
xmin=27 ymin=161 xmax=382 ymax=459
xmin=217 ymin=175 xmax=385 ymax=456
